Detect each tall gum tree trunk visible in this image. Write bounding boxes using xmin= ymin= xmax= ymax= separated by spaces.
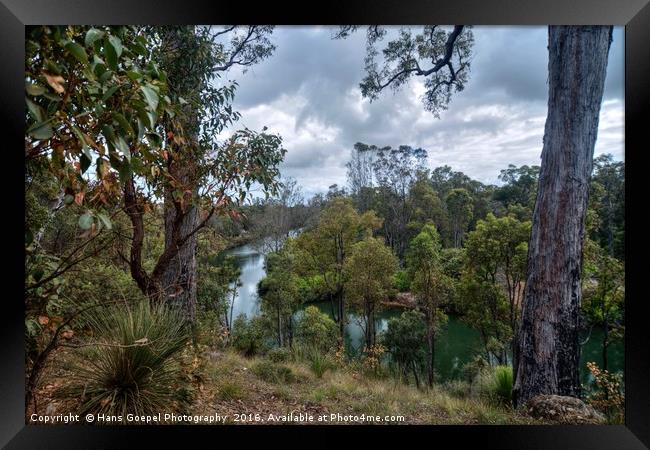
xmin=512 ymin=26 xmax=613 ymax=407
xmin=158 ymin=26 xmax=202 ymax=324
xmin=161 ymin=198 xmax=198 ymax=322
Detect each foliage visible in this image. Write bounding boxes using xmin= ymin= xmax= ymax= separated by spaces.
xmin=66 ymin=301 xmax=190 ymax=418
xmin=336 ymin=26 xmax=475 ymax=117
xmin=445 ymin=188 xmax=473 ymax=247
xmin=584 ymin=361 xmax=624 ymax=424
xmin=582 ymin=246 xmax=624 ymax=327
xmin=344 ymin=236 xmax=399 ymax=349
xmin=461 ymin=213 xmax=530 ymax=364
xmin=383 ymin=310 xmax=427 ymax=383
xmin=258 ymin=248 xmax=301 ymax=347
xmin=197 ymin=253 xmax=240 ymax=330
xmin=251 ymin=360 xmax=297 ymax=384
xmin=588 ymin=154 xmax=624 ymax=259
xmin=361 ymin=344 xmax=387 ymax=376
xmin=457 ymin=276 xmax=511 ymax=365
xmin=494 ymin=164 xmax=540 ymax=212
xmin=292 ymin=197 xmax=382 ymax=332
xmin=294 ymin=306 xmax=339 ymax=353
xmin=267 ymin=347 xmax=292 ymax=363
xmin=25 ymin=26 xmax=173 ymax=212
xmin=393 ymin=270 xmax=411 ymax=292
xmin=231 ymin=314 xmax=270 ymax=357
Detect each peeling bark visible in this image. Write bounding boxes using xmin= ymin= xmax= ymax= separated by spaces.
xmin=513 ymin=26 xmax=613 ymax=407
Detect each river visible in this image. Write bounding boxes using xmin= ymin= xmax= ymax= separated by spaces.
xmin=223 ymin=242 xmax=623 ymax=385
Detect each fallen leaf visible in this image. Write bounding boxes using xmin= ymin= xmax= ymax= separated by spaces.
xmin=38 ymin=316 xmax=49 ymax=325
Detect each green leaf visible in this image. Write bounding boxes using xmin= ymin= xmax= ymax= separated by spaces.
xmin=65 ymin=42 xmax=89 ymax=65
xmin=25 ymin=229 xmax=34 ymax=246
xmin=102 ymin=124 xmax=116 ymax=143
xmin=26 ymin=98 xmax=44 ymax=122
xmin=107 ymin=35 xmax=123 ymax=58
xmin=126 ymin=70 xmax=142 ymax=81
xmin=84 ymin=28 xmax=104 ymax=48
xmin=97 ymin=213 xmax=112 ymax=230
xmin=78 ymin=213 xmax=93 ymax=230
xmin=28 ymin=121 xmax=53 ymax=140
xmin=112 ymin=112 xmax=134 ymax=137
xmin=104 ymin=38 xmax=118 ymax=70
xmin=99 ymin=70 xmax=113 ymax=84
xmin=140 ymin=85 xmax=159 ymax=112
xmin=80 ymin=153 xmax=92 ymax=173
xmin=102 ymin=84 xmax=119 ymax=101
xmin=114 ymin=135 xmax=131 ymax=161
xmin=25 ymin=83 xmax=46 ymax=96
xmin=33 ymin=268 xmax=45 ymax=282
xmin=145 ymin=132 xmax=161 ymax=147
xmin=132 ymin=42 xmax=147 ymax=57
xmin=64 ymin=194 xmax=74 ymax=205
xmin=117 ymin=160 xmax=132 ymax=184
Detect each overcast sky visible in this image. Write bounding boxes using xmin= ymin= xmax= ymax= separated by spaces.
xmin=217 ymin=26 xmax=624 ymax=198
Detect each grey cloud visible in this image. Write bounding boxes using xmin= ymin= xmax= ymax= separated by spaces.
xmin=218 ymin=26 xmax=624 ymax=198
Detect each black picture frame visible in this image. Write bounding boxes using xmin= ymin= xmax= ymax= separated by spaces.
xmin=3 ymin=0 xmax=648 ymax=448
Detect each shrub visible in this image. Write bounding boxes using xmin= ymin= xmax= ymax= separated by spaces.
xmin=267 ymin=347 xmax=292 ymax=363
xmin=295 ymin=306 xmax=338 ymax=353
xmin=251 ymin=360 xmax=296 ymax=383
xmin=217 ymin=380 xmax=247 ymax=401
xmin=195 ymin=310 xmax=228 ymax=348
xmin=361 ymin=344 xmax=387 ymax=377
xmin=393 ymin=270 xmax=411 ymax=292
xmin=231 ymin=314 xmax=269 ymax=357
xmin=67 ymin=301 xmax=190 ymax=418
xmin=462 ymin=355 xmax=490 ymax=384
xmin=584 ymin=361 xmax=624 ymax=424
xmin=492 ymin=365 xmax=513 ymax=404
xmin=383 ymin=310 xmax=427 ymax=382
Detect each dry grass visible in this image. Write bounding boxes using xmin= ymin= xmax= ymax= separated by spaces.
xmin=192 ymin=349 xmax=543 ymax=425
xmin=35 ymin=346 xmax=544 ymax=425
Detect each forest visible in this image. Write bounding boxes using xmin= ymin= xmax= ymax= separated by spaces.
xmin=24 ymin=25 xmax=624 ymax=425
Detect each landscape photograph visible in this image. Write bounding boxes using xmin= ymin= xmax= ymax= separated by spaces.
xmin=24 ymin=24 xmax=625 ymax=425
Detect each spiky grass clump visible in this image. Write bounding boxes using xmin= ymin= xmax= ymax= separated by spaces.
xmin=69 ymin=301 xmax=190 ymax=418
xmin=492 ymin=365 xmax=513 ymax=404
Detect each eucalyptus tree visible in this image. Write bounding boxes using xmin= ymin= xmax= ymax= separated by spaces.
xmin=24 ymin=24 xmax=184 ymax=417
xmin=406 ymin=224 xmax=452 ymax=387
xmin=292 ymin=198 xmax=382 ymax=337
xmin=344 ymin=236 xmax=398 ymax=350
xmin=588 ymin=154 xmax=624 ymax=259
xmin=335 ymin=26 xmax=474 ymax=117
xmin=148 ymin=25 xmax=277 ymax=322
xmin=513 ymin=26 xmax=614 ymax=407
xmin=346 ymin=142 xmax=378 ymax=211
xmin=463 ymin=213 xmax=531 ymax=365
xmin=581 ymin=242 xmax=624 ymax=372
xmin=251 ymin=177 xmax=304 ymax=254
xmin=258 ymin=248 xmax=300 ymax=347
xmin=445 ymin=188 xmax=473 ymax=248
